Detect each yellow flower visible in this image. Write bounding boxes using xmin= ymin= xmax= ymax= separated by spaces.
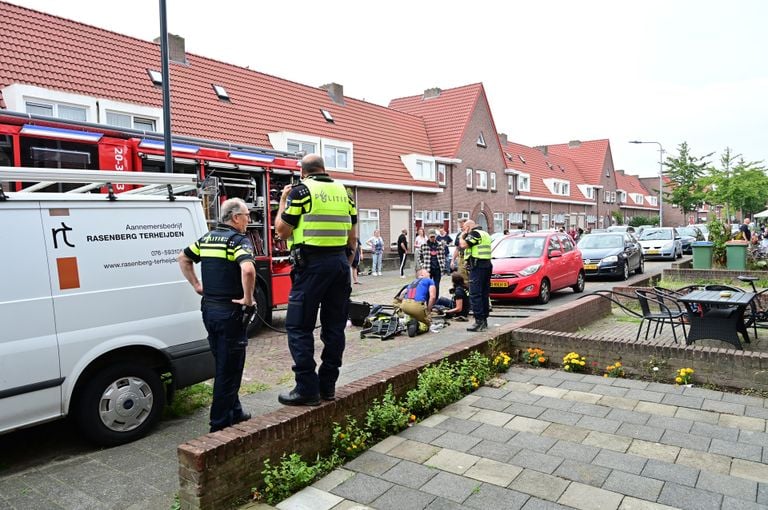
xmin=409 ymin=414 xmax=416 ymax=422
xmin=339 ymin=433 xmax=346 ymax=439
xmin=615 ymin=362 xmax=622 ymax=367
xmin=604 ymin=374 xmax=608 ymax=378
xmin=564 ymin=365 xmax=571 ymax=371
xmin=675 ymin=377 xmax=682 ymax=383
xmin=538 ymin=357 xmax=546 ymax=363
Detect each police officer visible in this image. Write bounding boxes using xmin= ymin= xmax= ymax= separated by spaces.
xmin=177 ymin=197 xmax=256 ymax=432
xmin=459 ymin=219 xmax=492 ymax=332
xmin=274 ymin=154 xmax=357 ymax=406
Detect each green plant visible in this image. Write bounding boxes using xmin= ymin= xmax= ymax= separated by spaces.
xmin=406 ymin=361 xmax=463 ymax=416
xmin=603 ymin=361 xmax=625 ymax=378
xmin=522 ymin=348 xmax=547 ymax=367
xmin=365 ymin=386 xmax=410 ymax=440
xmin=493 ymin=351 xmax=512 ymax=372
xmin=629 ymin=215 xmax=658 ymax=228
xmin=260 ymin=454 xmax=318 ymax=505
xmin=708 ymin=218 xmax=729 ymax=266
xmin=642 ymin=355 xmax=668 ymax=382
xmin=169 ymin=494 xmax=180 ymax=510
xmin=611 ymin=210 xmax=624 ymax=226
xmin=562 ymin=352 xmax=587 ymax=372
xmin=164 ymin=383 xmax=213 ymax=418
xmin=332 ymin=418 xmax=371 ymax=459
xmin=455 ymin=351 xmax=493 ymax=392
xmin=675 ymin=367 xmax=694 ymax=385
xmin=240 ymin=381 xmax=270 ymax=395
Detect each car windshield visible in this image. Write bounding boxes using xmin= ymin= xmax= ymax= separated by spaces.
xmin=639 ymin=228 xmax=672 ymax=240
xmin=493 ymin=236 xmax=546 ymax=258
xmin=578 ymin=235 xmax=623 ymax=249
xmin=677 ymin=227 xmax=696 ymax=237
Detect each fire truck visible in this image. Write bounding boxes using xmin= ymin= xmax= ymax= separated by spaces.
xmin=0 ymin=111 xmax=301 ymax=334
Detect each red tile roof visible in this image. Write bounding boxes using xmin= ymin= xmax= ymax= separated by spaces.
xmin=0 ymin=1 xmax=435 ymax=188
xmin=543 ymin=139 xmax=611 ymax=185
xmin=388 ymin=84 xmax=484 ymax=158
xmin=615 ymin=171 xmax=656 ymax=209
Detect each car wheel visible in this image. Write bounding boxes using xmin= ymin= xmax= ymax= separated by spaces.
xmin=677 ymin=247 xmax=683 ymax=259
xmin=636 ymin=257 xmax=645 ymax=275
xmin=572 ymin=271 xmax=585 ymax=293
xmin=621 ymin=261 xmax=630 ymax=281
xmin=74 ymin=362 xmax=165 ymax=446
xmin=246 ymin=285 xmax=270 ymax=337
xmin=537 ymin=278 xmax=551 ymax=304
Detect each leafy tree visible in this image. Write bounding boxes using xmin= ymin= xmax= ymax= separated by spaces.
xmin=629 ymin=215 xmax=658 ymax=228
xmin=704 ymin=148 xmax=767 ymax=221
xmin=663 ymin=142 xmax=712 ymax=221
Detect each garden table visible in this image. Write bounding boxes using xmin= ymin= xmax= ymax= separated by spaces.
xmin=678 ymin=290 xmax=756 ymax=350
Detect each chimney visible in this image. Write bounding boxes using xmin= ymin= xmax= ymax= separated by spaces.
xmin=568 ymin=140 xmax=582 ymax=148
xmin=536 ymin=145 xmax=548 ymax=156
xmin=154 ymin=33 xmax=187 ymax=64
xmin=498 ymin=133 xmax=508 ymax=146
xmin=423 ymin=87 xmax=442 ymax=99
xmin=320 ymin=83 xmax=345 ymax=105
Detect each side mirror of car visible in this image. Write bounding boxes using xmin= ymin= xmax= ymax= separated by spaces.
xmin=549 ymin=250 xmax=563 ymax=258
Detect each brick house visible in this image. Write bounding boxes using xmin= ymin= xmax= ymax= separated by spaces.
xmin=615 ymin=170 xmax=662 ymax=224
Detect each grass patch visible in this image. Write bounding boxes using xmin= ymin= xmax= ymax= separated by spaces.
xmin=165 ymin=383 xmax=213 ymax=418
xmin=276 ymin=372 xmax=294 ymax=385
xmin=240 ymin=381 xmax=270 ymax=395
xmin=741 ymin=388 xmax=768 ymax=399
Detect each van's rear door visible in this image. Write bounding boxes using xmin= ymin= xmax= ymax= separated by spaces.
xmin=0 ymin=201 xmax=62 ymax=433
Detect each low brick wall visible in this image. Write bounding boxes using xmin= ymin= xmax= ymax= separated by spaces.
xmin=665 ymin=267 xmax=767 ymax=284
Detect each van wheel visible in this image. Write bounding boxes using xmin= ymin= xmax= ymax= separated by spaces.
xmin=246 ymin=286 xmax=270 ymax=337
xmin=74 ymin=362 xmax=164 ymax=446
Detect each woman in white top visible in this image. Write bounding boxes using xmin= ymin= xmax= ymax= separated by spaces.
xmin=413 ymin=228 xmax=427 ymax=269
xmin=366 ymin=230 xmax=385 ymax=276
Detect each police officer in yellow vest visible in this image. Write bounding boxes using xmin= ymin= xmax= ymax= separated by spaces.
xmin=275 ymin=154 xmax=357 ymax=406
xmin=459 ymin=219 xmax=492 ymax=332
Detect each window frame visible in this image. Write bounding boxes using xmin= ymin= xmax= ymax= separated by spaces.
xmin=105 ymin=110 xmax=157 ymax=131
xmin=490 ymin=171 xmax=497 ymax=191
xmin=437 ymin=163 xmax=447 ymax=186
xmin=466 ymin=168 xmax=473 ymax=189
xmin=475 ymin=169 xmax=488 ymax=190
xmin=26 ymin=100 xmax=87 ymax=122
xmin=287 ymin=139 xmax=317 ymax=155
xmin=493 ymin=212 xmax=504 ymax=233
xmin=358 ymin=208 xmax=380 ymax=249
xmin=323 ymin=144 xmax=350 ymax=171
xmin=517 ymin=174 xmax=530 ymax=192
xmin=415 ymin=159 xmax=435 ymax=181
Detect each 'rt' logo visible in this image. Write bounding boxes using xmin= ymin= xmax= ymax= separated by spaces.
xmin=52 ymin=222 xmax=75 ymax=249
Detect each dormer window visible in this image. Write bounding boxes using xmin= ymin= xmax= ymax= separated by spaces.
xmin=517 ymin=174 xmax=530 ymax=192
xmin=476 ymin=132 xmax=487 ymax=148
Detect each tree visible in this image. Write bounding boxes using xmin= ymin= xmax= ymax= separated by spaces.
xmin=704 ymin=148 xmax=767 ymax=221
xmin=663 ymin=142 xmax=712 ymax=221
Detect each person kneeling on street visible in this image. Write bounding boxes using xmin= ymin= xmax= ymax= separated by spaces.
xmin=435 ymin=272 xmax=470 ymax=321
xmin=398 ymin=269 xmax=436 ymax=337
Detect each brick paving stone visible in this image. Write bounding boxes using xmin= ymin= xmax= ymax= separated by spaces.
xmin=633 ymin=401 xmax=677 ymax=417
xmin=420 ymin=414 xmax=450 ymax=427
xmin=468 ymin=439 xmax=522 ymax=463
xmin=599 ymin=396 xmax=640 ymax=411
xmin=549 ymin=371 xmax=587 ymax=381
xmin=582 ymin=431 xmax=632 ymax=453
xmin=469 ymin=408 xmax=514 ymax=427
xmin=605 ymin=408 xmax=651 ymax=425
xmin=627 ymin=439 xmax=680 ymax=463
xmin=645 ymin=382 xmax=685 ymax=395
xmin=388 ymin=440 xmax=440 ymax=463
xmin=503 ymin=402 xmax=546 ymax=419
xmin=553 ymin=459 xmax=611 ymax=487
xmin=561 ymin=390 xmax=601 ymax=405
xmin=674 ymin=407 xmax=720 ymax=424
xmin=547 ymin=441 xmax=600 ymax=464
xmin=758 ymin=483 xmax=768 ymax=505
xmin=276 ymin=486 xmax=343 ymax=510
xmin=534 ymin=396 xmax=576 ymax=411
xmin=504 ymin=416 xmax=551 ymax=434
xmin=592 ymin=449 xmax=647 ymax=475
xmin=503 ymin=382 xmax=539 ymax=393
xmin=399 ymin=425 xmax=447 ymax=443
xmin=502 ymin=372 xmax=537 ymax=384
xmin=623 ymin=389 xmax=664 ymax=403
xmin=721 ymin=496 xmax=765 ymax=510
xmin=541 ymin=424 xmax=590 ymax=443
xmin=440 ymin=403 xmax=477 ymax=420
xmin=419 ymin=471 xmax=480 ymax=504
xmin=507 ymin=431 xmax=558 ymax=453
xmin=530 ymin=386 xmax=569 ymax=399
xmin=731 ymin=459 xmax=768 ymax=483
xmin=509 ymin=469 xmax=570 ymax=502
xmin=370 ymin=436 xmax=407 ymax=454
xmin=472 ymin=396 xmax=514 ymax=412
xmin=521 ymin=498 xmax=574 ymax=510
xmin=739 ymin=429 xmax=768 ymax=447
xmin=313 ymin=468 xmax=356 ymax=491
xmin=470 ymin=423 xmax=516 ymax=443
xmin=709 ymin=437 xmax=763 ymax=462
xmin=660 ymin=393 xmax=704 ymax=409
xmin=539 ymin=409 xmax=581 ymax=426
xmin=557 ymin=482 xmax=623 ymax=510
xmin=463 ymin=483 xmax=530 ymax=510
xmin=616 ymin=423 xmax=663 ymax=442
xmin=464 ymin=458 xmax=523 ymax=487
xmin=582 ymin=374 xmax=616 ymax=386
xmin=434 ymin=417 xmax=482 ymax=435
xmin=657 ymin=482 xmax=722 ymax=510
xmin=695 ymin=469 xmax=758 ymax=502
xmin=424 ymin=497 xmax=466 ymax=510
xmin=612 ymin=379 xmax=649 ymax=390
xmin=424 ymin=448 xmax=479 ymax=475
xmin=719 ymin=414 xmax=766 ymax=432
xmin=602 ymin=471 xmax=663 ymax=501
xmin=618 ymin=496 xmax=679 ymax=509
xmin=722 ymin=392 xmax=765 ymax=407
xmin=675 ymin=448 xmax=732 ymax=475
xmin=659 ymin=429 xmax=710 ymax=452
xmin=473 ymin=386 xmax=511 ymax=399
xmin=576 ymin=415 xmax=621 ymax=434
xmin=509 ymin=449 xmax=564 ymax=474
xmin=502 ymin=391 xmax=544 ymax=405
xmin=745 ymin=405 xmax=768 ymax=420
xmin=331 ymin=473 xmax=394 ymax=505
xmin=558 ymin=381 xmax=597 ymax=393
xmin=530 ymin=376 xmax=565 ymax=388
xmin=345 ymin=451 xmax=402 ymax=477
xmin=431 ymin=431 xmax=482 ymax=453
xmin=569 ymin=401 xmax=611 ymax=418
xmin=646 ymin=414 xmax=693 ymax=433
xmin=702 ymin=399 xmax=746 ymax=415
xmin=590 ymin=385 xmax=630 ymax=397
xmin=370 ymin=485 xmax=435 ymax=510
xmin=682 ymin=386 xmax=724 ymax=400
xmin=641 ymin=459 xmax=699 ymax=487
xmin=689 ymin=421 xmax=740 ymax=441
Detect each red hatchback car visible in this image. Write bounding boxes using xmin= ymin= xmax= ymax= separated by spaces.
xmin=489 ymin=232 xmax=585 ymax=304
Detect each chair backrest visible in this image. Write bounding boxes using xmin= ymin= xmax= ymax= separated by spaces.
xmin=704 ymin=284 xmax=743 ymax=293
xmin=579 ymin=290 xmax=643 ymax=318
xmin=636 ymin=289 xmax=671 ymax=316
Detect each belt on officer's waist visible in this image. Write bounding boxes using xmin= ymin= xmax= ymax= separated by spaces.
xmin=201 ymin=298 xmax=240 ymax=310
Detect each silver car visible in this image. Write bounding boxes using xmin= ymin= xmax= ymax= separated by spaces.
xmin=637 ymin=227 xmax=683 ymax=260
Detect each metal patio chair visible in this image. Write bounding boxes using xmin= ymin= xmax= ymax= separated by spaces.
xmin=635 ymin=289 xmax=687 ymax=344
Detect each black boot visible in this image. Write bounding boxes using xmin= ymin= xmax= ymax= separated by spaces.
xmin=467 ymin=321 xmax=487 ymax=332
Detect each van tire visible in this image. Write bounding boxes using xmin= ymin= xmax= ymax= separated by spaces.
xmin=246 ymin=286 xmax=270 ymax=337
xmin=74 ymin=362 xmax=165 ymax=446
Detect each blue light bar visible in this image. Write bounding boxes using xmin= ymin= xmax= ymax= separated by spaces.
xmin=138 ymin=138 xmax=200 ymax=154
xmin=20 ymin=124 xmax=103 ymax=143
xmin=228 ymin=151 xmax=275 ymax=163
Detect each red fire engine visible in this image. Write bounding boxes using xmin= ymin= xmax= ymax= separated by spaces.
xmin=0 ymin=111 xmax=301 ymax=334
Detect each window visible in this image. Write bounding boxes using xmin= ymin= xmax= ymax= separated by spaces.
xmin=477 ymin=132 xmax=487 ymax=148
xmin=437 ymin=163 xmax=447 ymax=186
xmin=466 ymin=168 xmax=473 ymax=188
xmin=287 ymin=139 xmax=317 ymax=155
xmin=134 ymin=117 xmax=156 ymax=131
xmin=26 ymin=101 xmax=86 ymax=122
xmin=320 ymin=109 xmax=334 ymax=122
xmin=586 ymin=187 xmax=594 ymax=199
xmin=490 ymin=171 xmax=497 ymax=191
xmin=458 ymin=211 xmax=470 ymax=220
xmin=508 ymin=175 xmax=515 ymax=193
xmin=551 ymin=181 xmax=569 ymax=195
xmin=560 ymin=235 xmax=575 ymax=252
xmin=147 ymin=69 xmax=163 ymax=85
xmin=105 ymin=111 xmax=156 ymax=131
xmin=415 ymin=160 xmax=434 ymax=180
xmin=475 ymin=170 xmax=488 ymax=190
xmin=509 ymin=212 xmax=523 ymax=225
xmin=649 ymin=197 xmax=658 ymax=206
xmin=619 ymin=192 xmax=627 ymax=204
xmin=212 ymin=84 xmax=229 ymax=101
xmin=358 ymin=209 xmax=379 ymax=247
xmin=517 ymin=175 xmax=530 ymax=192
xmin=493 ymin=213 xmax=504 ymax=233
xmin=323 ymin=145 xmax=349 ymax=169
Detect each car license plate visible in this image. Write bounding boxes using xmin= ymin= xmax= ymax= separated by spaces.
xmin=583 ymin=264 xmax=598 ymax=270
xmin=646 ymin=249 xmax=659 ymax=255
xmin=490 ymin=281 xmax=509 ymax=288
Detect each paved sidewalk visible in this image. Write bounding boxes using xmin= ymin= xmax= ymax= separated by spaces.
xmin=266 ymin=367 xmax=768 ymax=510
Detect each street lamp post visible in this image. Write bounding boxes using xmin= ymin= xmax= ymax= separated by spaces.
xmin=630 ymin=141 xmax=664 ymax=227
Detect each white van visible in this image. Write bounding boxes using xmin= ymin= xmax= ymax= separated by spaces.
xmin=0 ymin=168 xmax=214 ymax=445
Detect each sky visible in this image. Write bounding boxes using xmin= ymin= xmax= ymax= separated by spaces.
xmin=7 ymin=0 xmax=768 ymax=177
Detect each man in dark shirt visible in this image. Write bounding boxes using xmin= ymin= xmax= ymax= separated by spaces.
xmin=397 ymin=229 xmax=409 ymax=278
xmin=740 ymin=217 xmax=752 ymax=242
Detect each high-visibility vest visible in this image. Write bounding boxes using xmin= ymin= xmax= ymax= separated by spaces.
xmin=290 ymin=178 xmax=352 ymax=248
xmin=469 ymin=229 xmax=492 ymax=260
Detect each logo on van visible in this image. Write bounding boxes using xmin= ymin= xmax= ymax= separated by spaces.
xmin=52 ymin=222 xmax=75 ymax=249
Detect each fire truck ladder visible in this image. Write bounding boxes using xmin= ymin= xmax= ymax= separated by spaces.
xmin=0 ymin=167 xmax=198 ymax=201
